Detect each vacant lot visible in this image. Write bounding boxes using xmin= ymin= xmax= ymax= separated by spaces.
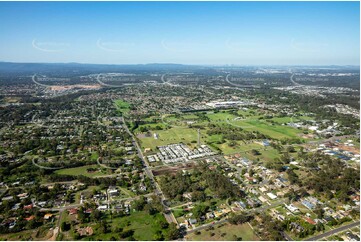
xmin=187 ymin=223 xmax=259 ymax=241
xmin=97 ymin=211 xmax=168 ymax=241
xmin=114 ymin=99 xmax=131 ymax=115
xmin=55 ymin=165 xmax=105 ymax=178
xmin=139 ymin=127 xmax=200 ymax=150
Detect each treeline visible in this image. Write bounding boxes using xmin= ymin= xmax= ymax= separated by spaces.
xmin=206 ymin=124 xmax=269 ymax=141
xmin=159 ymin=163 xmax=242 ymax=201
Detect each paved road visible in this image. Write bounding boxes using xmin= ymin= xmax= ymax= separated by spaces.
xmin=225 ymin=73 xmax=260 ymax=89
xmin=304 ymin=221 xmax=360 ymax=241
xmin=187 ymin=218 xmax=228 ymax=234
xmin=290 ymin=73 xmax=302 ymax=86
xmin=39 ymin=203 xmax=81 ymax=212
xmin=32 ymin=158 xmax=63 ymax=170
xmin=186 ymin=198 xmax=288 ymax=235
xmin=282 ymin=231 xmax=293 ymax=241
xmin=120 ymin=116 xmax=178 ymax=225
xmin=32 ymin=74 xmax=49 ymax=87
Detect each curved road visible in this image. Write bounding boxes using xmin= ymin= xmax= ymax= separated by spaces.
xmin=290 ymin=73 xmax=302 ymax=86
xmin=225 ymin=73 xmax=260 ymax=89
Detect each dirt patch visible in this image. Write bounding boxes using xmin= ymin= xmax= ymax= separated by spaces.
xmin=339 ymin=145 xmax=360 ymax=154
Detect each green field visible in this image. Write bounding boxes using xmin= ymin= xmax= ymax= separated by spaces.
xmin=114 ymin=99 xmax=131 ymax=115
xmin=227 ymin=118 xmax=302 ymax=140
xmin=139 ymin=127 xmax=200 ymax=150
xmin=187 ymin=223 xmax=259 ymax=241
xmin=138 ymin=109 xmax=309 ymax=155
xmin=219 ymin=142 xmax=280 ymax=162
xmin=55 ymin=165 xmax=105 ymax=178
xmin=89 ymin=211 xmax=169 ymax=241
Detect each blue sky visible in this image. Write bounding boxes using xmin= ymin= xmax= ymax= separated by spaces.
xmin=0 ymin=1 xmax=359 ymax=65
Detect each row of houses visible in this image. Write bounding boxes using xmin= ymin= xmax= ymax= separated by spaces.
xmin=147 ymin=143 xmax=215 ymax=164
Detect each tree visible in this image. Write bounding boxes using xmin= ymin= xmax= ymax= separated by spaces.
xmin=192 ymin=204 xmax=209 ymax=219
xmin=251 ymin=149 xmax=261 ymax=156
xmin=191 ymin=191 xmax=206 ymax=202
xmin=98 ymin=220 xmax=109 ymax=234
xmin=228 ymin=213 xmax=253 ymax=225
xmin=132 ymin=196 xmax=147 ymax=211
xmin=91 ymin=209 xmax=101 ymax=221
xmin=60 ymin=221 xmax=70 ymax=232
xmin=165 ymin=223 xmax=180 ymax=240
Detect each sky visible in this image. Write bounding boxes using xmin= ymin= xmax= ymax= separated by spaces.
xmin=0 ymin=1 xmax=359 ymax=65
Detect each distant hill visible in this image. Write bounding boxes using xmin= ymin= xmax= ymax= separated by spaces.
xmin=0 ymin=62 xmax=204 ymax=75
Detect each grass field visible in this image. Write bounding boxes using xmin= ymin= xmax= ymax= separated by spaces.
xmin=218 ymin=142 xmax=280 ymax=162
xmin=138 ymin=109 xmax=308 ymax=155
xmin=187 ymin=223 xmax=259 ymax=241
xmin=228 ymin=118 xmax=302 ymax=140
xmin=114 ymin=99 xmax=131 ymax=115
xmin=134 ymin=123 xmax=168 ymax=133
xmin=55 ymin=165 xmax=105 ymax=178
xmin=139 ymin=127 xmax=200 ymax=150
xmin=89 ymin=211 xmax=168 ymax=241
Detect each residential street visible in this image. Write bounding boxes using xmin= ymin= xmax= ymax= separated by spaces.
xmin=304 ymin=221 xmax=360 ymax=241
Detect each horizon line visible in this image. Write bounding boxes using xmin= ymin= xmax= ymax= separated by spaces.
xmin=0 ymin=61 xmax=359 ymax=67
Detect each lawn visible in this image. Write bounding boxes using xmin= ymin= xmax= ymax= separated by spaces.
xmin=55 ymin=165 xmax=105 ymax=178
xmin=90 ymin=152 xmax=99 ymax=162
xmin=187 ymin=222 xmax=259 ymax=241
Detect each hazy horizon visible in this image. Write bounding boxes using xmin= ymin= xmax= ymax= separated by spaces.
xmin=0 ymin=1 xmax=359 ymax=65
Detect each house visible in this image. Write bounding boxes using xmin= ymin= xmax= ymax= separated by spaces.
xmin=17 ymin=193 xmax=28 ymax=199
xmin=267 ymin=193 xmax=277 ymax=200
xmin=183 ymin=193 xmax=192 ymax=200
xmin=290 ymin=222 xmax=304 ymax=232
xmin=78 ymin=226 xmax=94 ymax=236
xmin=85 ymin=208 xmax=93 ymax=214
xmin=108 ymin=188 xmax=119 ymax=197
xmin=25 ymin=215 xmax=35 ymax=221
xmin=97 ymin=205 xmax=108 ymax=211
xmin=301 ymin=200 xmax=315 ymax=210
xmin=44 ymin=214 xmax=53 ymax=220
xmin=68 ymin=208 xmax=78 ymax=215
xmin=23 ymin=204 xmax=33 ymax=210
xmin=259 ymin=187 xmax=267 ymax=193
xmin=262 ymin=140 xmax=270 ymax=146
xmin=304 ymin=217 xmax=316 ymax=225
xmin=346 ymin=232 xmax=360 ymax=241
xmin=236 ymin=201 xmax=247 ymax=209
xmin=206 ymin=212 xmax=215 ymax=219
xmin=189 ymin=218 xmax=197 ymax=225
xmin=284 ymin=203 xmax=299 ymax=213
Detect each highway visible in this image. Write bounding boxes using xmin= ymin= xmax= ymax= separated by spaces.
xmin=290 ymin=73 xmax=302 ymax=86
xmin=304 ymin=221 xmax=360 ymax=241
xmin=225 ymin=73 xmax=260 ymax=89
